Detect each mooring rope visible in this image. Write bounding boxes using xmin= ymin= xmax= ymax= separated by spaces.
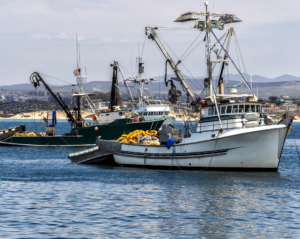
xmin=292 ymin=130 xmax=300 ymax=160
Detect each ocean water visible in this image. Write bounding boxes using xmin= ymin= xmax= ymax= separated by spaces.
xmin=0 ymin=119 xmax=300 ymax=238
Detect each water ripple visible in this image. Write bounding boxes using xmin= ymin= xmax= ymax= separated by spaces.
xmin=0 ymin=121 xmax=299 ymax=238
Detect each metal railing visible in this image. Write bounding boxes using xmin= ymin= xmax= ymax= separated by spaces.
xmin=198 ymin=116 xmax=262 ymax=133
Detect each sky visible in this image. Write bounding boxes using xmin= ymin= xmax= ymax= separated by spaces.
xmin=0 ymin=0 xmax=299 ymax=87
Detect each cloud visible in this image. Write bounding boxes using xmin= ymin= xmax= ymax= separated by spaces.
xmin=30 ymin=33 xmax=50 ymax=40
xmin=0 ymin=0 xmax=299 ymax=86
xmin=56 ymin=33 xmax=69 ymax=39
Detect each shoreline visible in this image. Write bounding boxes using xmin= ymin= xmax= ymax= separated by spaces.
xmin=1 ymin=110 xmax=299 ymax=122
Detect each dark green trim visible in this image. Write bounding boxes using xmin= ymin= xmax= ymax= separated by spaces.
xmin=1 ymin=119 xmax=164 ymax=146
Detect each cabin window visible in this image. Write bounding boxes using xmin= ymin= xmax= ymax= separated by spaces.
xmin=144 ymin=112 xmax=147 ymax=116
xmin=245 ymin=105 xmax=250 ymax=112
xmin=232 ymin=105 xmax=238 ymax=113
xmin=214 ymin=107 xmax=218 ymax=115
xmin=209 ymin=107 xmax=214 ymax=115
xmin=221 ymin=106 xmax=226 ymax=114
xmin=238 ymin=105 xmax=244 ymax=113
xmin=226 ymin=106 xmax=232 ymax=113
xmin=213 ymin=107 xmax=221 ymax=115
xmin=160 ymin=112 xmax=163 ymax=115
xmin=256 ymin=105 xmax=261 ymax=113
xmin=251 ymin=105 xmax=255 ymax=112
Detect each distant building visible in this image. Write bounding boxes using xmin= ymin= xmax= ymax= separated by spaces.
xmin=280 ymin=103 xmax=297 ymax=111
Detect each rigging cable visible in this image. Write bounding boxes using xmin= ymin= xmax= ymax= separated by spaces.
xmin=156 ymin=27 xmax=200 ymax=31
xmin=292 ymin=130 xmax=300 ymax=160
xmin=181 ymin=39 xmax=204 ymax=62
xmin=180 ymin=31 xmax=203 ymax=60
xmin=38 ymin=73 xmax=75 ymax=86
xmin=141 ymin=35 xmax=146 ymax=58
xmin=172 ymin=146 xmax=182 ymax=170
xmin=119 ymin=63 xmax=131 ymax=75
xmin=156 ymin=32 xmax=204 ymax=90
xmin=233 ymin=31 xmax=249 ymax=82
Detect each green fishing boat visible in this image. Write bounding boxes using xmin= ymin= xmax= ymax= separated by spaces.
xmin=0 ymin=69 xmax=164 ymax=146
xmin=0 ymin=118 xmax=163 ymax=146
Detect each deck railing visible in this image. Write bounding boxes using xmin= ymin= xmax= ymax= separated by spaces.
xmin=198 ymin=116 xmax=263 ymax=133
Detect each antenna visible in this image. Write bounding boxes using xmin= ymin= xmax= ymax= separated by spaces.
xmin=79 ymin=43 xmax=81 ymax=69
xmin=130 ymin=47 xmax=132 ymax=76
xmin=200 ymin=0 xmax=202 ymax=12
xmin=76 ymin=34 xmax=78 ymax=70
xmin=251 ymin=69 xmax=252 ymax=90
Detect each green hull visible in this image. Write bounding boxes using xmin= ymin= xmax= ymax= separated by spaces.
xmin=0 ymin=119 xmax=164 ymax=147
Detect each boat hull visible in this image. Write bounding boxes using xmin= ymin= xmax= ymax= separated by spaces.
xmin=0 ymin=119 xmax=164 ymax=146
xmin=114 ymin=124 xmax=291 ymax=171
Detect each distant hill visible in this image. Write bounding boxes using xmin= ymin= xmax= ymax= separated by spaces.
xmin=2 ymin=74 xmax=300 ymax=98
xmin=221 ymin=74 xmax=300 ymax=82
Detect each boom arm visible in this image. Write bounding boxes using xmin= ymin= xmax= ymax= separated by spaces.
xmin=145 ymin=27 xmax=196 ymax=103
xmin=216 ymin=28 xmax=234 ymax=97
xmin=29 ymin=72 xmax=77 ymax=124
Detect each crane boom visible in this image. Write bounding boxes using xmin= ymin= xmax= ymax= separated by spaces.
xmin=145 ymin=27 xmax=197 ymax=103
xmin=29 ymin=72 xmax=77 ymax=124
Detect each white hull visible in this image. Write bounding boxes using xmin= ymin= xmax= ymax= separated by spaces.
xmin=114 ymin=124 xmax=291 ymax=170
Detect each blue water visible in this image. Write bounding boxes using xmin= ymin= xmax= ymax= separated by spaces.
xmin=0 ymin=119 xmax=300 ymax=238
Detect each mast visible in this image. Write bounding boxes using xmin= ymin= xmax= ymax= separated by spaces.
xmin=137 ymin=57 xmax=145 ymax=108
xmin=216 ymin=27 xmax=234 ymax=98
xmin=205 ymin=1 xmax=214 ymax=99
xmin=110 ymin=63 xmax=119 ymax=111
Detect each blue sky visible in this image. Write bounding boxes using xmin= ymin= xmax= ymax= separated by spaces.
xmin=0 ymin=0 xmax=298 ymax=85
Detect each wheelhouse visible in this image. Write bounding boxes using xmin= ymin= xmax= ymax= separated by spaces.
xmin=197 ymin=102 xmax=264 ymax=133
xmin=203 ymin=103 xmax=262 ymax=118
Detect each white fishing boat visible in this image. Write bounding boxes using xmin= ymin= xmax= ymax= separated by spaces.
xmin=110 ymin=2 xmax=293 ymax=171
xmin=133 ymin=104 xmax=174 ymax=125
xmin=114 ymin=58 xmax=175 ymax=125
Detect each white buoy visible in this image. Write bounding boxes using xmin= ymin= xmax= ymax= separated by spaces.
xmin=231 ymin=88 xmax=237 ymax=94
xmin=245 ymin=112 xmax=260 ymax=121
xmin=244 ymin=121 xmax=259 ymax=128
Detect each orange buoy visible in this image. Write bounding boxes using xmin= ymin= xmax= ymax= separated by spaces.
xmin=95 ymin=127 xmax=98 ymax=131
